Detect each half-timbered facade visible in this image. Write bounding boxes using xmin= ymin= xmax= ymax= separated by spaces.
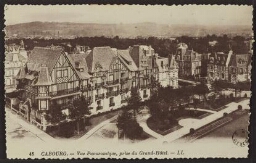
xmin=129 ymin=45 xmax=158 ymax=100
xmin=16 ymin=46 xmax=81 ymax=129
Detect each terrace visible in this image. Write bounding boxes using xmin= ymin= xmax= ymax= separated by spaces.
xmin=49 ymin=88 xmax=80 ymax=97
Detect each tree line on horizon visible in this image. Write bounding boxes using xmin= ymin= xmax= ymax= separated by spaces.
xmin=6 ymin=35 xmax=250 ymax=58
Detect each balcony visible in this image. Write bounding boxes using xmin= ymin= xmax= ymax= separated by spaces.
xmin=109 ymin=102 xmax=115 ymax=107
xmin=106 ymin=80 xmax=119 ymax=85
xmin=143 ymin=74 xmax=150 ymax=79
xmin=81 ymin=86 xmax=90 ymax=92
xmin=106 ymin=90 xmax=119 ymax=98
xmin=49 ymin=88 xmax=80 ymax=97
xmin=120 ymin=88 xmax=129 ymax=94
xmin=96 ymin=106 xmax=103 ymax=111
xmin=95 ymin=94 xmax=105 ymax=100
xmin=120 ymin=77 xmax=129 ymax=83
xmin=140 ymin=85 xmax=147 ymax=89
xmin=140 ymin=83 xmax=151 ymax=89
xmin=95 ymin=82 xmax=104 ymax=88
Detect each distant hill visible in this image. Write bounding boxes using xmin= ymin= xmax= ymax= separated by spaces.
xmin=5 ymin=21 xmax=252 ymax=38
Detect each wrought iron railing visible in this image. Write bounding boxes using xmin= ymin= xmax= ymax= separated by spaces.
xmin=49 ymin=88 xmax=80 ymax=97
xmin=106 ymin=91 xmax=119 ymax=98
xmin=106 ymin=80 xmax=119 ymax=85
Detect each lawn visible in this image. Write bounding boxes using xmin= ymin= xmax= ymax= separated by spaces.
xmin=147 ymin=109 xmax=211 ymax=136
xmin=174 ymin=109 xmax=211 ymax=120
xmin=197 ymin=97 xmax=247 ymax=111
xmin=147 ymin=116 xmax=182 ymax=136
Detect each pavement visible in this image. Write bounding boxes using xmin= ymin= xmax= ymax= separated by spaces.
xmin=77 ymin=115 xmax=118 ymax=142
xmin=6 ymin=108 xmax=55 ymax=142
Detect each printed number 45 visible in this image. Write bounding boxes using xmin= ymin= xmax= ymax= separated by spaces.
xmin=29 ymin=152 xmax=34 ymax=156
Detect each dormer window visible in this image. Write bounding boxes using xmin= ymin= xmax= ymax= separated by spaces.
xmin=75 ymin=61 xmax=80 ymax=68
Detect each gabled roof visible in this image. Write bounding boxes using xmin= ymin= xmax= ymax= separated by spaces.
xmin=169 ymin=55 xmax=178 ymax=69
xmin=35 ymin=66 xmax=52 ymax=86
xmin=68 ymin=54 xmax=91 ymax=79
xmin=16 ymin=65 xmax=36 ymax=81
xmin=5 ymin=52 xmax=27 ymax=62
xmin=16 ymin=66 xmax=26 ymax=79
xmin=117 ymin=49 xmax=138 ymax=71
xmin=229 ymin=53 xmax=250 ymax=67
xmin=27 ymin=47 xmax=64 ymax=72
xmin=156 ymin=57 xmax=169 ymax=72
xmin=85 ymin=47 xmax=116 ymax=73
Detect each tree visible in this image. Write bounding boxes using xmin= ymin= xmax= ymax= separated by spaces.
xmin=149 ymin=76 xmax=161 ymax=101
xmin=69 ymin=95 xmax=91 ymax=134
xmin=45 ymin=101 xmax=65 ymax=124
xmin=194 ymin=83 xmax=210 ymax=105
xmin=128 ymin=87 xmax=142 ymax=118
xmin=148 ymin=100 xmax=170 ymax=120
xmin=116 ymin=110 xmax=143 ymax=140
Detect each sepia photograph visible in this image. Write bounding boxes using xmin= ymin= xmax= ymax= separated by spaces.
xmin=4 ymin=5 xmax=253 ymax=159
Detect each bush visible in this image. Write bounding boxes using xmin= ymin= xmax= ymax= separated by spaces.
xmin=223 ymin=112 xmax=228 ymax=117
xmin=230 ymin=93 xmax=234 ymax=99
xmin=190 ymin=128 xmax=195 ymax=134
xmin=58 ymin=122 xmax=75 ymax=138
xmin=238 ymin=105 xmax=243 ymax=110
xmin=244 ymin=94 xmax=248 ymax=98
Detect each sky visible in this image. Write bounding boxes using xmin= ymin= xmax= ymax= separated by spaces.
xmin=5 ymin=5 xmax=253 ymax=26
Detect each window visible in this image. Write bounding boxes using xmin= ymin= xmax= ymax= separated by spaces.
xmin=110 ymin=97 xmax=114 ymax=104
xmin=143 ymin=90 xmax=147 ymax=95
xmin=222 ymin=73 xmax=225 ymax=79
xmin=40 ymin=100 xmax=47 ymax=110
xmin=5 ymin=79 xmax=11 ymax=86
xmin=161 ymin=61 xmax=164 ymax=68
xmin=97 ymin=100 xmax=101 ymax=106
xmin=239 ymin=68 xmax=243 ymax=74
xmin=63 ymin=69 xmax=68 ymax=77
xmin=57 ymin=70 xmax=62 ymax=78
xmin=132 ymin=81 xmax=136 ymax=87
xmin=121 ymin=72 xmax=125 ymax=78
xmin=109 ymin=74 xmax=114 ymax=81
xmin=40 ymin=87 xmax=46 ymax=93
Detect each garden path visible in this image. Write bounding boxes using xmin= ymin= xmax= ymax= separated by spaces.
xmin=186 ymin=108 xmax=217 ymax=114
xmin=137 ymin=114 xmax=163 ymax=139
